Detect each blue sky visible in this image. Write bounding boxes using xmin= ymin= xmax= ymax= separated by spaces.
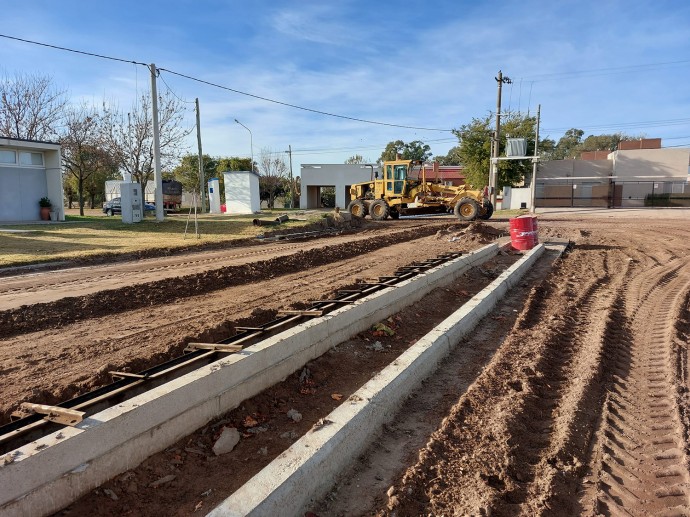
xmin=1 ymin=0 xmax=689 ymax=176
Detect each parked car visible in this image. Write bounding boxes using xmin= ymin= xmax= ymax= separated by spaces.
xmin=103 ymin=198 xmax=156 ymax=216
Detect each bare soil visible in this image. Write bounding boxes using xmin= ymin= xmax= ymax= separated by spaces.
xmin=3 ymin=208 xmax=690 ymax=517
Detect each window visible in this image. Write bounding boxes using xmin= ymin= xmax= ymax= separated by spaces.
xmin=0 ymin=150 xmax=16 ymax=164
xmin=19 ymin=152 xmax=44 ymax=166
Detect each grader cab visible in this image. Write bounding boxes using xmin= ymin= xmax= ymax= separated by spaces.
xmin=347 ymin=159 xmax=493 ymax=221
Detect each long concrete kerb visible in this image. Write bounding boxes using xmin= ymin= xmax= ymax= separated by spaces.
xmin=208 ymin=243 xmax=555 ymax=517
xmin=1 ymin=243 xmax=500 ymax=517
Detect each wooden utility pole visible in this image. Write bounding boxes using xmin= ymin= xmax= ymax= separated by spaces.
xmin=490 ymin=70 xmax=511 ymax=208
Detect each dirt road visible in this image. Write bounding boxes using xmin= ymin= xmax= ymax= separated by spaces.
xmin=370 ymin=209 xmax=690 ymax=516
xmin=3 ymin=209 xmax=690 ymax=516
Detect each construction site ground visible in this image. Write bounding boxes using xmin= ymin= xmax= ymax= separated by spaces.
xmin=2 ymin=209 xmax=689 ymax=516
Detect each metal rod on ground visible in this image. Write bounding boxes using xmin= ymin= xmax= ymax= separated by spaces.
xmin=184 ymin=192 xmax=200 ymax=239
xmin=530 ymin=104 xmax=541 ymax=214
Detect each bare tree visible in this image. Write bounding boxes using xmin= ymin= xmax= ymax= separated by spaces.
xmin=101 ymin=91 xmax=191 ymax=200
xmin=0 ymin=71 xmax=67 ymax=141
xmin=257 ymin=148 xmax=288 ymax=209
xmin=60 ymin=105 xmax=113 ymax=215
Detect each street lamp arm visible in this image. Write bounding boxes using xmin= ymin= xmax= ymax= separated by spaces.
xmin=234 ymin=118 xmax=254 ymax=173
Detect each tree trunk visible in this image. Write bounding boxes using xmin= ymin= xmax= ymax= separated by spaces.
xmin=78 ymin=176 xmax=84 ymax=216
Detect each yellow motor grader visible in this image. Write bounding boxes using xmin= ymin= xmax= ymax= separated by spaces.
xmin=347 ymin=159 xmax=492 ymax=221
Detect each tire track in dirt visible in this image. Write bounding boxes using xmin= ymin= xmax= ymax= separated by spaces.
xmin=377 ymin=246 xmax=632 ymax=516
xmin=503 ymin=252 xmax=634 ymax=516
xmin=580 ymin=264 xmax=690 ymax=516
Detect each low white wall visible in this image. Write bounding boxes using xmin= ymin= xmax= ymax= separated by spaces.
xmin=0 ymin=244 xmax=498 ymax=517
xmin=209 ymin=244 xmax=549 ymax=517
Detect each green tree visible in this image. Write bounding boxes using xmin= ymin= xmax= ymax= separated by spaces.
xmin=83 ymin=157 xmax=119 ymax=208
xmin=580 ymin=133 xmax=636 ymax=153
xmin=453 ymin=116 xmax=493 ymax=188
xmin=435 ymin=145 xmax=462 ymax=165
xmin=216 ymin=156 xmax=253 ymax=173
xmin=378 ymin=140 xmax=432 ymax=163
xmin=551 ymin=128 xmax=584 ymax=160
xmin=549 ymin=129 xmax=638 ymax=159
xmin=172 ymin=154 xmax=217 ymax=194
xmin=379 ymin=140 xmax=404 ymax=162
xmin=453 ymin=112 xmax=544 ymax=189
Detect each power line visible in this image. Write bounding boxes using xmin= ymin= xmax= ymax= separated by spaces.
xmin=250 ymin=137 xmax=459 ymax=158
xmin=292 ymin=137 xmax=457 ymax=153
xmin=0 ymin=32 xmax=455 ymax=132
xmin=157 ymin=68 xmax=454 ymax=132
xmin=522 ymin=59 xmax=690 ymax=82
xmin=543 ymin=117 xmax=690 ymax=133
xmin=0 ymin=33 xmax=147 ymax=67
xmin=157 ymin=72 xmax=196 ymax=105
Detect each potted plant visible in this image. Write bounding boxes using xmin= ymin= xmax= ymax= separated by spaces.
xmin=39 ymin=197 xmax=52 ymax=221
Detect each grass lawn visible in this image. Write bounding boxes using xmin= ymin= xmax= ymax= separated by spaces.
xmin=0 ymin=210 xmax=314 ymax=268
xmin=0 ymin=207 xmax=528 ymax=268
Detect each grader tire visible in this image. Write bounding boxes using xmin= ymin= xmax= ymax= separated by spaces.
xmin=370 ymin=199 xmax=390 ymax=221
xmin=347 ymin=199 xmax=367 ymax=218
xmin=478 ymin=201 xmax=494 ymax=220
xmin=454 ymin=198 xmax=479 ymax=221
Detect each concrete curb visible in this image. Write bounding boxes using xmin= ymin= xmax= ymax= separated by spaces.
xmin=0 ymin=243 xmax=498 ymax=517
xmin=208 ymin=243 xmax=548 ymax=517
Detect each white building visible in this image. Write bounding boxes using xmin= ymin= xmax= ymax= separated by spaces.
xmin=300 ymin=164 xmax=378 ymax=209
xmin=0 ymin=137 xmax=64 ymax=222
xmin=505 ymin=143 xmax=690 ymax=209
xmin=224 ymin=170 xmax=260 ymax=214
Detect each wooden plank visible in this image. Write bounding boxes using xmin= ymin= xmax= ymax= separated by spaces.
xmin=277 ymin=309 xmax=324 ymax=317
xmin=184 ymin=343 xmax=243 ymax=353
xmin=310 ymin=300 xmax=354 ymax=305
xmin=109 ymin=371 xmax=148 ymax=380
xmin=19 ymin=403 xmax=84 ymax=426
xmin=235 ymin=326 xmax=265 ymax=331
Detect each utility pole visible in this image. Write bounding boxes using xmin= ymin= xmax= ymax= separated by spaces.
xmin=530 ymin=104 xmax=541 ymax=214
xmin=150 ymin=63 xmax=164 ymax=222
xmin=489 ymin=70 xmax=512 ymax=208
xmin=285 ymin=145 xmax=293 ymax=208
xmin=195 ymin=98 xmax=206 ymax=213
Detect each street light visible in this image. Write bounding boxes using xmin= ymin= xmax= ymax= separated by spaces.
xmin=234 ymin=118 xmax=254 ymax=173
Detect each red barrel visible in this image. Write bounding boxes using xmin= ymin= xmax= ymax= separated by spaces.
xmin=509 ymin=216 xmax=536 ymax=250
